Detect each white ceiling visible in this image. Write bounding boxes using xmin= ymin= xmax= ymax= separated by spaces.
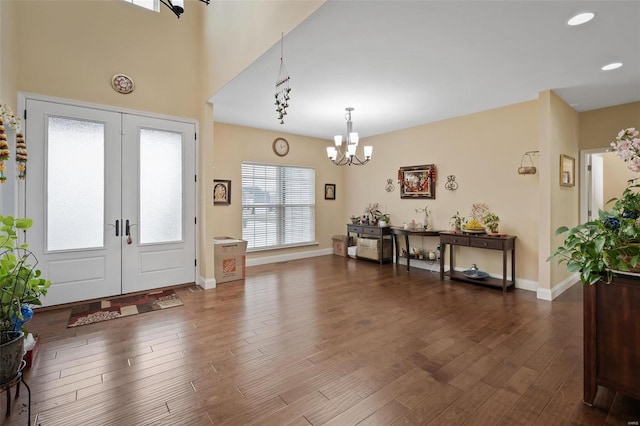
xmin=209 ymin=1 xmax=640 ymax=141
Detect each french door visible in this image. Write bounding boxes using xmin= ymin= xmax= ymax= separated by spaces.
xmin=24 ymin=99 xmax=196 ymax=306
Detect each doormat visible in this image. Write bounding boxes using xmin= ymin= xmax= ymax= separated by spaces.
xmin=67 ymin=289 xmax=184 ymax=328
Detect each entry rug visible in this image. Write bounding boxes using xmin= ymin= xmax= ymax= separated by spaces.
xmin=67 ymin=289 xmax=184 ymax=328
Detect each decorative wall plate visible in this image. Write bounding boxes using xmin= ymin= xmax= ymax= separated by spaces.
xmin=111 ymin=74 xmax=135 ymax=94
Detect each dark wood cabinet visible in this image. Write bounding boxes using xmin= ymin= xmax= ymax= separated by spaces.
xmin=439 ymin=232 xmax=516 ymax=292
xmin=583 ymin=274 xmax=640 ymax=405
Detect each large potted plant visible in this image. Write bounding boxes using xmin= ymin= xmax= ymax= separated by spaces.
xmin=549 ymin=127 xmax=640 ymax=405
xmin=0 ymin=215 xmax=50 ymax=382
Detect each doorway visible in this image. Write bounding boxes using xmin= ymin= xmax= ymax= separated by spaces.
xmin=24 ymin=98 xmax=197 ymax=306
xmin=581 ymin=148 xmax=634 ymax=223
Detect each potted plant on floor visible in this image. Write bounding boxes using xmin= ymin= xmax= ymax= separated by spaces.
xmin=548 ymin=127 xmax=640 ymax=405
xmin=1 ymin=216 xmax=50 ymax=382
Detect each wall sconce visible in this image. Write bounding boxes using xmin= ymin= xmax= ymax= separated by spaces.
xmin=518 ymin=151 xmax=539 ymax=175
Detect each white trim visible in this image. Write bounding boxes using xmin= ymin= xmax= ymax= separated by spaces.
xmin=198 ymin=276 xmax=217 ymax=290
xmin=537 ymin=273 xmax=579 ymax=300
xmin=246 ymin=248 xmax=332 ymax=267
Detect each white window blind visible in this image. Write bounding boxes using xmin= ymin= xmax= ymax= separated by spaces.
xmin=242 ymin=162 xmax=315 ymax=250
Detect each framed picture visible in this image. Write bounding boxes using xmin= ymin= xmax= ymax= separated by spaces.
xmin=213 ymin=179 xmax=231 ymax=205
xmin=325 ymin=183 xmax=336 ymax=200
xmin=560 ymin=155 xmax=575 ymax=187
xmin=398 ymin=164 xmax=436 ymax=199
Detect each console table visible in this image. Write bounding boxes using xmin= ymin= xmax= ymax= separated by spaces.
xmin=439 ymin=232 xmax=516 ymax=292
xmin=389 ymin=227 xmax=442 ymax=271
xmin=346 ymin=224 xmax=392 ymax=264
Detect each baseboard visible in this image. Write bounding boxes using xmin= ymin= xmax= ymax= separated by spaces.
xmin=246 ymin=248 xmax=333 ymax=267
xmin=537 ymin=273 xmax=579 ymax=301
xmin=198 ymin=275 xmax=217 ymax=290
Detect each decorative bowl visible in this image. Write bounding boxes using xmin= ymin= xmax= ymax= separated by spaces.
xmin=462 ymin=269 xmax=489 ymax=279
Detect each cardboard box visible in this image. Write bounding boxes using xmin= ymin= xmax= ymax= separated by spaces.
xmin=214 ymin=237 xmax=248 ymax=256
xmin=357 ymin=238 xmax=392 ymax=261
xmin=215 ymin=255 xmax=246 ymax=283
xmin=332 ymin=235 xmax=350 ymax=257
xmin=214 ymin=237 xmax=247 ymax=284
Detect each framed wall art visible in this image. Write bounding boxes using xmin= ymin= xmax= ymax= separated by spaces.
xmin=560 ymin=155 xmax=575 ymax=187
xmin=325 ymin=183 xmax=336 ymax=200
xmin=213 ymin=179 xmax=231 ymax=205
xmin=398 ymin=164 xmax=436 ymax=199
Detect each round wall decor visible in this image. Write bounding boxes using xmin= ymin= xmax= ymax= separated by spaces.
xmin=272 ymin=137 xmax=290 ymax=157
xmin=111 ymin=74 xmax=135 ymax=94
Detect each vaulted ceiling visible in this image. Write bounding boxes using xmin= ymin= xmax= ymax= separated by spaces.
xmin=210 ymin=1 xmax=640 ymax=140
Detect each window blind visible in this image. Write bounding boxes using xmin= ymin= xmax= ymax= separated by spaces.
xmin=242 ymin=162 xmax=315 ymax=250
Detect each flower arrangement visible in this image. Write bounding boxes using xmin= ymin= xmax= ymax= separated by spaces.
xmin=550 ymin=128 xmax=640 ymax=284
xmin=415 ymin=206 xmax=431 ymax=230
xmin=611 ymin=127 xmax=640 ymax=173
xmin=450 ymin=211 xmax=465 ymax=231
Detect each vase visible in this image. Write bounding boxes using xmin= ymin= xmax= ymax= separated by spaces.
xmin=378 ymin=220 xmax=387 ymax=227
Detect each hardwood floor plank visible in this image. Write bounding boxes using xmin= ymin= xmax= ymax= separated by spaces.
xmin=0 ymin=256 xmax=632 ymax=426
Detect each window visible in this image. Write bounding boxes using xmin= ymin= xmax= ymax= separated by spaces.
xmin=242 ymin=162 xmax=315 ymax=250
xmin=122 ymin=0 xmax=158 ymax=13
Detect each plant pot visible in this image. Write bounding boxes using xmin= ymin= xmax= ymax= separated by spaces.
xmin=0 ymin=331 xmax=25 ymax=383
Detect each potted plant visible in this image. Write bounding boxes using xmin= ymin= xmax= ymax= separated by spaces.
xmin=482 ymin=212 xmax=500 ymax=234
xmin=376 ymin=213 xmax=390 ymax=227
xmin=0 ymin=215 xmax=50 ymax=382
xmin=548 ymin=127 xmax=640 ymax=405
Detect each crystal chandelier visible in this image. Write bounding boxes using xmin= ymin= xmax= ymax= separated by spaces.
xmin=326 ymin=107 xmax=372 ymax=166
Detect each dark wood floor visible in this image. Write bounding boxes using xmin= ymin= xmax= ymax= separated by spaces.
xmin=2 ymin=255 xmax=639 ymax=425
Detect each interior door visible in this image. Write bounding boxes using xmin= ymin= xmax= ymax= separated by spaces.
xmin=24 ymin=99 xmax=196 ymax=305
xmin=121 ymin=114 xmax=196 ymax=293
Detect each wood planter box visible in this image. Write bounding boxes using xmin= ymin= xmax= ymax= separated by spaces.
xmin=583 ymin=274 xmax=640 ymax=405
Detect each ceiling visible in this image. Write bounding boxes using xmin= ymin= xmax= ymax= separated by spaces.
xmin=209 ymin=1 xmax=640 ymax=141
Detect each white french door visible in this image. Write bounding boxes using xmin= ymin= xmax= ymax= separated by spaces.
xmin=24 ymin=99 xmax=196 ymax=306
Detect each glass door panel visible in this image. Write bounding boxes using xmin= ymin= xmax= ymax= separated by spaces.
xmin=139 ymin=128 xmax=183 ymax=244
xmin=46 ymin=117 xmax=105 ymax=251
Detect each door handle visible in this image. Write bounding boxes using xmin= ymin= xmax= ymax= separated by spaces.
xmin=126 ymin=219 xmax=130 ymax=236
xmin=115 ymin=219 xmax=119 ymax=237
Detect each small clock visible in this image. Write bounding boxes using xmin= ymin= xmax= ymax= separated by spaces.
xmin=272 ymin=137 xmax=290 ymax=157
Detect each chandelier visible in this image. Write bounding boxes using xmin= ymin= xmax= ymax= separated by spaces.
xmin=160 ymin=0 xmax=209 ymax=18
xmin=326 ymin=107 xmax=372 ymax=166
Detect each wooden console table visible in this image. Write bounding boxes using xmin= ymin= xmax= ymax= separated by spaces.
xmin=439 ymin=232 xmax=516 ymax=292
xmin=389 ymin=227 xmax=442 ymax=271
xmin=346 ymin=224 xmax=392 ymax=264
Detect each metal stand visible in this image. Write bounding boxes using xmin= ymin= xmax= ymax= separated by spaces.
xmin=1 ymin=360 xmax=31 ymax=425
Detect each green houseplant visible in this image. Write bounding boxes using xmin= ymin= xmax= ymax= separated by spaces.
xmin=549 ymin=128 xmax=640 ymax=284
xmin=0 ymin=215 xmax=50 ymax=381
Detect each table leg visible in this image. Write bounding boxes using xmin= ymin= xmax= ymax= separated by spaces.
xmin=439 ymin=243 xmax=445 ymax=280
xmin=393 ymin=234 xmax=399 ymax=265
xmin=405 ymin=234 xmax=410 ymax=271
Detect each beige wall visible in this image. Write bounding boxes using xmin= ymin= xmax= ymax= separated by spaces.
xmin=342 ymin=101 xmax=540 ymax=283
xmin=0 ymin=0 xmax=19 ymax=109
xmin=580 ymin=102 xmax=640 ymax=151
xmin=212 ymin=122 xmax=346 ymax=259
xmin=538 ymin=90 xmax=580 ymax=289
xmin=601 ymin=152 xmax=635 ymax=208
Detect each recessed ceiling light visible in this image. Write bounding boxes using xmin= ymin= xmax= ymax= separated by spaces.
xmin=568 ymin=12 xmax=595 ymax=26
xmin=602 ymin=62 xmax=623 ymax=71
